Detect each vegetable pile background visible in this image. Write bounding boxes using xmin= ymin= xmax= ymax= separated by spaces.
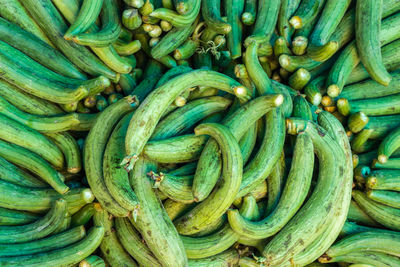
xmin=1 ymin=0 xmax=400 ymax=266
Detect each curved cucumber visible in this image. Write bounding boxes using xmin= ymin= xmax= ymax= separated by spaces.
xmin=21 ymin=0 xmax=117 ymax=80
xmin=377 ymin=126 xmax=400 ymax=163
xmin=103 ymin=112 xmax=139 ymax=211
xmin=356 ymin=0 xmax=391 ymax=86
xmin=225 ymin=0 xmax=245 ymax=59
xmin=0 ymin=226 xmax=105 ymax=266
xmin=0 ymin=207 xmax=39 ymax=226
xmin=71 ymin=0 xmax=121 ymax=47
xmin=348 ymin=200 xmax=379 ymax=227
xmin=150 ymin=0 xmax=200 ymax=28
xmin=0 ymin=156 xmax=45 ymax=188
xmin=84 ymin=96 xmax=138 ymax=217
xmin=130 ymin=158 xmax=188 ymax=267
xmin=64 ymin=0 xmax=103 ymax=39
xmin=46 ymin=132 xmax=81 ymax=174
xmin=174 ymin=123 xmax=243 ymax=235
xmin=187 ymin=249 xmax=240 ymax=267
xmin=228 ymin=132 xmax=314 ymax=239
xmin=71 ymin=203 xmax=97 ymax=227
xmin=124 ymin=70 xmax=251 ymax=171
xmin=0 ymin=225 xmax=85 ymax=257
xmin=152 ymin=173 xmax=194 ymax=203
xmin=201 ymin=0 xmax=231 ymax=34
xmin=277 ymin=0 xmax=301 ymax=43
xmin=0 ymin=199 xmax=66 ymax=243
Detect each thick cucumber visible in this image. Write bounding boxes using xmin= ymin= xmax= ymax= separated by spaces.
xmin=193 ymin=95 xmax=283 ymax=202
xmin=0 ymin=18 xmax=84 ymax=80
xmin=93 ymin=207 xmax=138 ymax=267
xmin=150 ymin=0 xmax=200 ymax=28
xmin=365 ymin=114 xmax=400 ymax=140
xmin=115 ymin=217 xmax=161 ymax=267
xmin=151 ymin=96 xmax=232 ymax=140
xmin=71 ymin=203 xmax=97 ymax=227
xmin=0 ymin=199 xmax=66 ymax=244
xmin=227 ymin=132 xmax=314 ymax=239
xmin=239 ymin=123 xmax=258 ymax=165
xmin=0 ymin=140 xmax=68 ymax=195
xmin=265 ymin=152 xmax=285 ymax=215
xmin=0 ymin=226 xmax=105 ymax=266
xmin=319 ymin=251 xmax=400 ymax=266
xmin=201 ymin=0 xmax=231 ymax=34
xmin=0 ymin=0 xmax=52 ymax=45
xmin=0 ymin=96 xmax=80 ymax=133
xmin=103 ymin=113 xmax=139 ymax=212
xmin=377 ymin=126 xmax=400 ymax=163
xmin=130 ymin=158 xmax=188 ymax=267
xmin=174 ymin=123 xmax=242 ymax=235
xmin=242 ymin=0 xmax=257 ymax=25
xmin=0 ymin=80 xmax=62 ymax=116
xmin=337 ymin=94 xmax=400 ymax=116
xmin=353 ymin=190 xmax=400 ymax=231
xmin=64 ymin=0 xmax=104 ymax=39
xmin=374 ymin=158 xmax=400 ymax=169
xmin=293 ymin=95 xmax=313 ymax=120
xmin=71 ymin=0 xmax=121 ymax=47
xmin=144 ymin=135 xmax=207 ymax=163
xmin=124 ymin=70 xmax=251 ymax=171
xmin=225 ymin=0 xmax=245 ymax=59
xmin=263 ymin=119 xmax=344 ymax=265
xmin=0 ymin=225 xmax=85 ymax=257
xmin=324 ymin=230 xmax=400 ymax=259
xmin=164 ymin=199 xmax=196 ymax=221
xmin=187 ymin=249 xmax=239 ymax=267
xmin=348 ymin=200 xmax=379 ymax=227
xmin=84 ymin=96 xmax=138 ymax=217
xmin=290 ymin=0 xmax=325 ymax=30
xmin=21 ymin=0 xmax=117 ymax=80
xmin=0 ymin=208 xmax=39 ymax=226
xmin=356 ymin=0 xmax=391 ymax=86
xmin=0 ymin=156 xmax=46 ymax=188
xmin=0 ymin=179 xmax=93 ymax=213
xmin=367 ymin=190 xmax=400 ymax=208
xmin=46 ymin=132 xmax=81 ymax=174
xmin=151 ymin=173 xmax=194 ymax=203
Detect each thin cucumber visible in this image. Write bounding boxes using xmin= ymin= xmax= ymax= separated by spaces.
xmin=71 ymin=203 xmax=97 ymax=227
xmin=319 ymin=251 xmax=400 ymax=266
xmin=150 ymin=0 xmax=200 ymax=28
xmin=202 ymin=0 xmax=231 ymax=34
xmin=377 ymin=126 xmax=400 ymax=163
xmin=277 ymin=0 xmax=301 ymax=43
xmin=289 ymin=0 xmax=325 ymax=30
xmin=0 ymin=226 xmax=105 ymax=266
xmin=130 ymin=158 xmax=188 ymax=267
xmin=242 ymin=0 xmax=257 ymax=25
xmin=151 ymin=173 xmax=194 ymax=203
xmin=366 ymin=190 xmax=400 ymax=208
xmin=0 ymin=225 xmax=85 ymax=257
xmin=72 ymin=0 xmax=121 ymax=47
xmin=187 ymin=249 xmax=239 ymax=267
xmin=79 ymin=255 xmax=105 ymax=267
xmin=225 ymin=0 xmax=245 ymax=59
xmin=374 ymin=158 xmax=400 ymax=169
xmin=46 ymin=132 xmax=81 ymax=174
xmin=21 ymin=0 xmax=117 ymax=80
xmin=0 ymin=156 xmax=46 ymax=188
xmin=348 ymin=200 xmax=379 ymax=227
xmin=337 ymin=94 xmax=400 ymax=116
xmin=265 ymin=152 xmax=285 ymax=216
xmin=0 ymin=199 xmax=66 ymax=244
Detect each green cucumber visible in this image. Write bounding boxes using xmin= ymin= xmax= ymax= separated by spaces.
xmin=277 ymin=0 xmax=301 ymax=43
xmin=225 ymin=0 xmax=245 ymax=59
xmin=175 ymin=123 xmax=243 ymax=235
xmin=293 ymin=95 xmax=313 ymax=120
xmin=377 ymin=125 xmax=400 ymax=163
xmin=356 ymin=0 xmax=391 ymax=86
xmin=72 ymin=0 xmax=121 ymax=47
xmin=150 ymin=0 xmax=200 ymax=27
xmin=130 ymin=158 xmax=188 ymax=267
xmin=242 ymin=0 xmax=257 ymax=25
xmin=151 ymin=96 xmax=232 ymax=140
xmin=353 ymin=190 xmax=400 ymax=231
xmin=187 ymin=249 xmax=239 ymax=267
xmin=304 ymin=76 xmax=325 ymax=106
xmin=365 ymin=114 xmax=400 ymax=140
xmin=265 ymin=152 xmax=285 ymax=215
xmin=164 ymin=199 xmax=197 ymax=221
xmin=144 ymin=135 xmax=207 ymax=163
xmin=122 ymin=9 xmax=142 ymax=30
xmin=0 ymin=156 xmax=46 ymax=188
xmin=319 ymin=251 xmax=400 ymax=266
xmin=263 ymin=119 xmax=344 ymax=265
xmin=0 ymin=208 xmax=39 ymax=226
xmin=292 ymin=36 xmax=309 ymax=56
xmin=46 ymin=132 xmax=81 ymax=174
xmin=64 ymin=0 xmax=104 ymax=39
xmin=151 ymin=173 xmax=194 ymax=203
xmin=367 ymin=190 xmax=400 ymax=208
xmin=0 ymin=226 xmax=105 ymax=266
xmin=0 ymin=18 xmax=84 ymax=80
xmin=168 ymin=162 xmax=198 ymax=176
xmin=373 ymin=158 xmax=400 ymax=169
xmin=124 ymin=69 xmax=251 ymax=171
xmin=0 ymin=225 xmax=85 ymax=257
xmin=79 ymin=255 xmax=105 ymax=267
xmin=227 ymin=132 xmax=314 ymax=239
xmin=103 ymin=113 xmax=139 ymax=212
xmin=348 ymin=200 xmax=379 ymax=227
xmin=289 ymin=0 xmax=325 ymax=30
xmin=71 ymin=203 xmax=97 ymax=227
xmin=115 ymin=217 xmax=162 ymax=267
xmin=337 ymin=94 xmax=400 ymax=116
xmin=84 ymin=96 xmax=138 ymax=217
xmin=21 ymin=0 xmax=117 ymax=80
xmin=0 ymin=199 xmax=66 ymax=243
xmin=201 ymin=0 xmax=231 ymax=34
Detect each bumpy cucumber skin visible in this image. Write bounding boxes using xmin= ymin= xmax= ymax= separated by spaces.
xmin=225 ymin=0 xmax=245 ymax=59
xmin=0 ymin=226 xmax=105 ymax=266
xmin=0 ymin=156 xmax=45 ymax=188
xmin=356 ymin=0 xmax=391 ymax=86
xmin=130 ymin=158 xmax=188 ymax=267
xmin=319 ymin=251 xmax=400 ymax=266
xmin=187 ymin=248 xmax=240 ymax=267
xmin=150 ymin=0 xmax=200 ymax=28
xmin=378 ymin=126 xmax=400 ymax=163
xmin=202 ymin=0 xmax=231 ymax=34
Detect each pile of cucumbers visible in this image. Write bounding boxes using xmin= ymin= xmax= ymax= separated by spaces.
xmin=0 ymin=0 xmax=400 ymax=266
